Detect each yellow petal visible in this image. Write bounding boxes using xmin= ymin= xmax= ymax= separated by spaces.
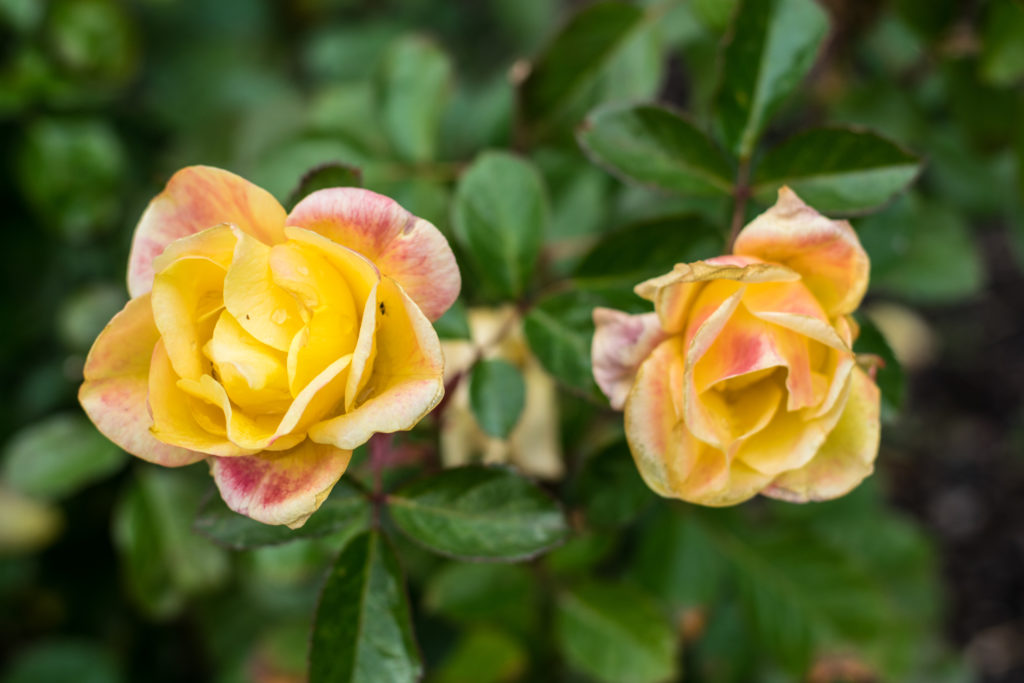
xmin=763 ymin=367 xmax=880 ymax=502
xmin=309 ymin=277 xmax=443 ymax=450
xmin=148 ymin=341 xmax=254 ymax=457
xmin=223 ymin=228 xmax=305 ymax=352
xmin=79 ymin=295 xmax=204 ymax=467
xmin=203 ymin=311 xmax=291 ymax=414
xmin=150 ymin=255 xmax=226 ymax=380
xmin=734 ymin=187 xmax=870 ymax=317
xmin=129 ymin=166 xmax=286 ymax=297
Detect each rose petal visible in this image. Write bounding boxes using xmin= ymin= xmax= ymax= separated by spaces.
xmin=733 ymin=370 xmax=853 ymax=477
xmin=79 ymin=295 xmax=204 ymax=467
xmin=128 ymin=166 xmax=287 ymax=297
xmin=210 ymin=440 xmax=352 ymax=528
xmin=287 ymin=188 xmax=460 ymax=321
xmin=148 ymin=340 xmax=255 ymax=457
xmin=635 ymin=257 xmax=800 ymax=334
xmin=591 ymin=308 xmax=666 ymax=410
xmin=223 ymin=228 xmax=305 ymax=352
xmin=763 ymin=367 xmax=880 ymax=502
xmin=734 ymin=187 xmax=870 ymax=317
xmin=309 ymin=277 xmax=444 ymax=450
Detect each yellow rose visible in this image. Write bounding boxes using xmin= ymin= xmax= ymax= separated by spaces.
xmin=440 ymin=306 xmax=563 ymax=480
xmin=592 ymin=188 xmax=880 ymax=505
xmin=79 ymin=166 xmax=460 ymax=527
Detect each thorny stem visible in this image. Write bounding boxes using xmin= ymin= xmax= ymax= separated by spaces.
xmin=727 ymin=157 xmax=752 ymax=251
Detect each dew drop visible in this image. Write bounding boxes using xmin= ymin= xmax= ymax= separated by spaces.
xmin=271 ymin=309 xmax=288 ymax=324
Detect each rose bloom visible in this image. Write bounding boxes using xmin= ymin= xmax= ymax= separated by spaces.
xmin=440 ymin=306 xmax=563 ymax=480
xmin=79 ymin=166 xmax=459 ymax=527
xmin=592 ymin=188 xmax=880 ymax=505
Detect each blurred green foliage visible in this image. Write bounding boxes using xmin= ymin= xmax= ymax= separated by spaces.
xmin=2 ymin=0 xmax=1022 ymax=681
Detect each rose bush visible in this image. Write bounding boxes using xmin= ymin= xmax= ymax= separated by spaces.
xmin=592 ymin=188 xmax=880 ymax=505
xmin=79 ymin=166 xmax=459 ymax=527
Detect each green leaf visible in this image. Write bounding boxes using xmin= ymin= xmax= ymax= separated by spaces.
xmin=377 ymin=35 xmax=453 ymax=162
xmin=857 ymin=194 xmax=984 ymax=303
xmin=433 ymin=297 xmax=472 ymax=339
xmin=2 ymin=639 xmax=122 ymax=683
xmin=388 ymin=466 xmax=568 ymax=561
xmin=578 ymin=103 xmax=733 ymax=196
xmin=309 ymin=531 xmax=421 ymax=683
xmin=193 ymin=480 xmax=370 ymax=550
xmin=287 ymin=162 xmax=362 ymax=210
xmin=452 ymin=151 xmax=547 ymax=298
xmin=556 ymin=581 xmax=678 ymax=683
xmin=424 ymin=562 xmax=539 ymax=634
xmin=574 ymin=213 xmax=722 ymax=287
xmin=632 ymin=506 xmax=726 ymax=609
xmin=853 ymin=316 xmax=905 ymax=420
xmin=2 ymin=413 xmax=125 ymax=500
xmin=713 ymin=0 xmax=829 ymax=158
xmin=518 ymin=2 xmax=646 ymax=140
xmin=574 ymin=441 xmax=654 ymax=529
xmin=981 ymin=0 xmax=1024 ymax=87
xmin=523 ymin=287 xmax=645 ymax=393
xmin=468 ymin=359 xmax=526 ymax=439
xmin=112 ymin=467 xmax=228 ymax=619
xmin=435 ymin=628 xmax=527 ymax=683
xmin=752 ymin=127 xmax=921 ymax=214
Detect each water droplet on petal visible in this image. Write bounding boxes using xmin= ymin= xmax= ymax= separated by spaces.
xmin=271 ymin=309 xmax=288 ymax=324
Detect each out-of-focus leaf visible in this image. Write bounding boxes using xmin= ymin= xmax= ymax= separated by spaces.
xmin=518 ymin=2 xmax=646 ymax=140
xmin=377 ymin=35 xmax=453 ymax=162
xmin=16 ymin=117 xmax=125 ymax=241
xmin=713 ymin=0 xmax=828 ymax=158
xmin=424 ymin=562 xmax=539 ymax=634
xmin=598 ymin=19 xmax=665 ymax=102
xmin=544 ymin=531 xmax=617 ymax=578
xmin=0 ymin=484 xmax=63 ymax=554
xmin=752 ymin=127 xmax=921 ymax=215
xmin=307 ymin=82 xmax=388 ymax=155
xmin=579 ymin=104 xmax=734 ymax=197
xmin=632 ymin=505 xmax=727 ymax=609
xmin=555 ymin=581 xmax=678 ymax=683
xmin=574 ymin=442 xmax=655 ymax=528
xmin=309 ymin=531 xmax=421 ymax=683
xmin=434 ymin=628 xmax=527 ymax=683
xmin=2 ymin=639 xmax=122 ymax=683
xmin=56 ymin=285 xmax=126 ymax=351
xmin=533 ymin=148 xmax=612 ymax=242
xmin=469 ymin=359 xmax=526 ymax=439
xmin=251 ymin=136 xmax=366 ymax=203
xmin=523 ymin=287 xmax=646 ymax=393
xmin=47 ymin=0 xmax=138 ymax=86
xmin=433 ymin=298 xmax=472 ymax=339
xmin=388 ymin=466 xmax=568 ymax=561
xmin=286 ymin=162 xmax=362 ymax=209
xmin=982 ymin=0 xmax=1024 ymax=85
xmin=441 ymin=76 xmax=513 ymax=158
xmin=2 ymin=413 xmax=125 ymax=500
xmin=0 ymin=0 xmax=44 ymax=33
xmin=452 ymin=151 xmax=547 ymax=299
xmin=693 ymin=0 xmax=739 ymax=31
xmin=193 ymin=479 xmax=370 ymax=550
xmin=853 ymin=316 xmax=905 ymax=420
xmin=112 ymin=467 xmax=229 ymax=619
xmin=893 ymin=0 xmax=959 ymax=41
xmin=574 ymin=213 xmax=722 ymax=287
xmin=858 ymin=194 xmax=984 ymax=303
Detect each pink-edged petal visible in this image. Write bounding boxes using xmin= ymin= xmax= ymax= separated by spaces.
xmin=210 ymin=440 xmax=352 ymax=528
xmin=734 ymin=187 xmax=870 ymax=316
xmin=128 ymin=166 xmax=287 ymax=297
xmin=309 ymin=277 xmax=444 ymax=450
xmin=591 ymin=308 xmax=666 ymax=410
xmin=635 ymin=257 xmax=799 ymax=334
xmin=733 ymin=370 xmax=853 ymax=477
xmin=287 ymin=188 xmax=460 ymax=321
xmin=623 ymin=339 xmax=772 ymax=506
xmin=79 ymin=295 xmax=204 ymax=467
xmin=763 ymin=367 xmax=881 ymax=502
